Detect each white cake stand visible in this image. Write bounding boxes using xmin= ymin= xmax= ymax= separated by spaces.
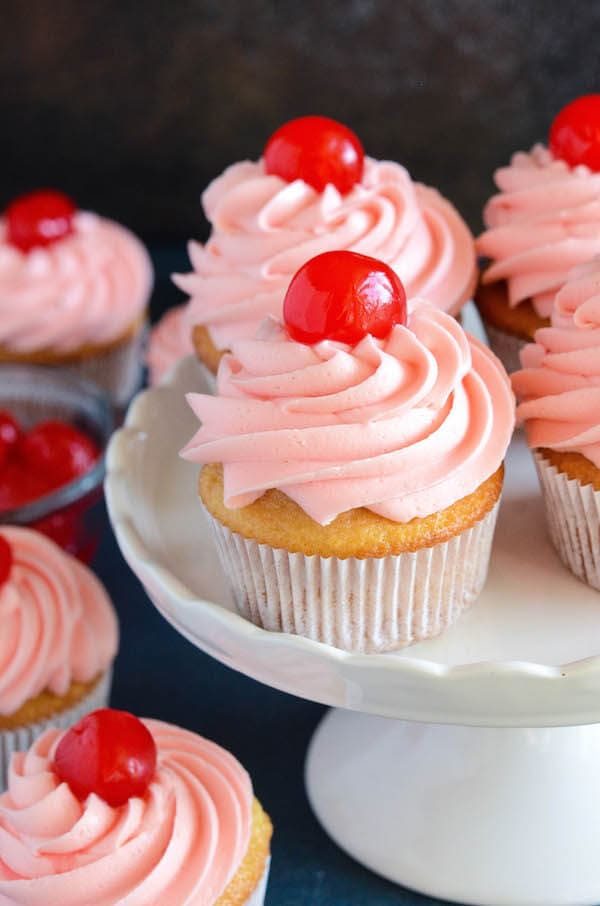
xmin=106 ymin=355 xmax=600 ymax=906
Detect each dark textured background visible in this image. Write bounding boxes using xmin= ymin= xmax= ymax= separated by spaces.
xmin=2 ymin=0 xmax=599 ymax=243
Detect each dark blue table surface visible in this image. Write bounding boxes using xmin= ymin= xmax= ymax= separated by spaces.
xmin=94 ymin=246 xmax=453 ymax=906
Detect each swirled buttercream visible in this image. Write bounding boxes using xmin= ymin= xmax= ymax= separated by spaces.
xmin=0 ymin=720 xmax=253 ymax=905
xmin=0 ymin=213 xmax=153 ymax=354
xmin=0 ymin=527 xmax=118 ymax=716
xmin=146 ymin=305 xmax=194 ymax=385
xmin=512 ymin=258 xmax=600 ymax=466
xmin=477 ymin=144 xmax=600 ymax=319
xmin=181 ymin=307 xmax=514 ymax=524
xmin=174 ymin=158 xmax=475 ymax=350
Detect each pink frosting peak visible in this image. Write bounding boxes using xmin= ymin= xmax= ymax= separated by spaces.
xmin=146 ymin=305 xmax=193 ymax=385
xmin=0 ymin=527 xmax=118 ymax=716
xmin=181 ymin=307 xmax=514 ymax=525
xmin=0 ymin=720 xmax=253 ymax=905
xmin=477 ymin=144 xmax=600 ymax=319
xmin=512 ymin=258 xmax=600 ymax=466
xmin=0 ymin=213 xmax=153 ymax=354
xmin=173 ymin=158 xmax=475 ymax=351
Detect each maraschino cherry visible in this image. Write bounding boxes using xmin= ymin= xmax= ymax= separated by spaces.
xmin=20 ymin=421 xmax=99 ymax=486
xmin=0 ymin=412 xmax=21 ymax=467
xmin=5 ymin=189 xmax=76 ymax=253
xmin=283 ymin=250 xmax=407 ymax=346
xmin=0 ymin=535 xmax=13 ymax=587
xmin=0 ymin=464 xmax=53 ymax=511
xmin=264 ymin=116 xmax=364 ymax=194
xmin=53 ymin=709 xmax=157 ymax=807
xmin=34 ymin=508 xmax=81 ymax=555
xmin=549 ymin=95 xmax=600 ymax=171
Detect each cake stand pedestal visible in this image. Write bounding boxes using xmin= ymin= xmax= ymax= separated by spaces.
xmin=106 ymin=354 xmax=600 ymax=906
xmin=307 ymin=714 xmax=600 ymax=906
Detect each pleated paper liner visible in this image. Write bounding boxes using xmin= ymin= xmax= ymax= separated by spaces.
xmin=206 ymin=502 xmax=500 ymax=654
xmin=0 ymin=669 xmax=112 ymax=791
xmin=56 ymin=324 xmax=147 ymax=409
xmin=534 ymin=451 xmax=600 ymax=592
xmin=481 ymin=320 xmax=527 ymax=375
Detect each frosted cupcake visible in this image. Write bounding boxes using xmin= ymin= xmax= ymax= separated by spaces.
xmin=0 ymin=189 xmax=153 ymax=407
xmin=0 ymin=708 xmax=272 ymax=905
xmin=476 ymin=95 xmax=600 ymax=373
xmin=182 ymin=251 xmax=514 ymax=653
xmin=512 ymin=258 xmax=600 ymax=590
xmin=0 ymin=526 xmax=118 ymax=785
xmin=174 ymin=115 xmax=477 ymax=376
xmin=146 ymin=304 xmax=193 ymax=385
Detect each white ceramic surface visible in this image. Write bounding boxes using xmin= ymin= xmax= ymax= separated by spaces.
xmin=105 ymin=350 xmax=600 ymax=728
xmin=306 ymin=709 xmax=600 ymax=906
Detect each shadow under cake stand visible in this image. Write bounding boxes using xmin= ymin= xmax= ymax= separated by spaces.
xmin=106 ymin=355 xmax=600 ymax=906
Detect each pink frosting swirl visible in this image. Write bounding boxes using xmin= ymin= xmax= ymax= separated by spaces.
xmin=181 ymin=307 xmax=514 ymax=524
xmin=0 ymin=720 xmax=253 ymax=905
xmin=146 ymin=305 xmax=194 ymax=385
xmin=0 ymin=527 xmax=118 ymax=716
xmin=477 ymin=144 xmax=600 ymax=319
xmin=512 ymin=258 xmax=600 ymax=466
xmin=174 ymin=158 xmax=475 ymax=350
xmin=0 ymin=213 xmax=153 ymax=354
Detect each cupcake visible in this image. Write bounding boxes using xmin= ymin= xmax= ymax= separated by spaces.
xmin=476 ymin=95 xmax=600 ymax=373
xmin=512 ymin=257 xmax=600 ymax=590
xmin=146 ymin=304 xmax=194 ymax=385
xmin=0 ymin=526 xmax=118 ymax=786
xmin=0 ymin=708 xmax=272 ymax=905
xmin=0 ymin=189 xmax=153 ymax=407
xmin=181 ymin=251 xmax=514 ymax=653
xmin=174 ymin=115 xmax=477 ymax=377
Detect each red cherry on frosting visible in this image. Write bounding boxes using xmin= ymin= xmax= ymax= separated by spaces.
xmin=549 ymin=95 xmax=600 ymax=171
xmin=0 ymin=535 xmax=12 ymax=587
xmin=53 ymin=709 xmax=157 ymax=807
xmin=264 ymin=116 xmax=365 ymax=194
xmin=20 ymin=421 xmax=99 ymax=487
xmin=283 ymin=250 xmax=407 ymax=346
xmin=5 ymin=189 xmax=76 ymax=253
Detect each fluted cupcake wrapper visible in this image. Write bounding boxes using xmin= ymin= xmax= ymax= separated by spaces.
xmin=245 ymin=858 xmax=270 ymax=906
xmin=0 ymin=669 xmax=112 ymax=791
xmin=534 ymin=452 xmax=600 ymax=591
xmin=56 ymin=324 xmax=147 ymax=409
xmin=206 ymin=503 xmax=500 ymax=654
xmin=481 ymin=320 xmax=527 ymax=375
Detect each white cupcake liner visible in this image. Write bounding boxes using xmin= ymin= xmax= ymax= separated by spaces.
xmin=0 ymin=669 xmax=112 ymax=791
xmin=244 ymin=858 xmax=270 ymax=906
xmin=55 ymin=324 xmax=147 ymax=409
xmin=481 ymin=320 xmax=527 ymax=375
xmin=206 ymin=503 xmax=500 ymax=654
xmin=534 ymin=452 xmax=600 ymax=591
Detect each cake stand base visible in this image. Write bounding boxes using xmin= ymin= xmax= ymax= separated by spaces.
xmin=305 ymin=709 xmax=600 ymax=906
